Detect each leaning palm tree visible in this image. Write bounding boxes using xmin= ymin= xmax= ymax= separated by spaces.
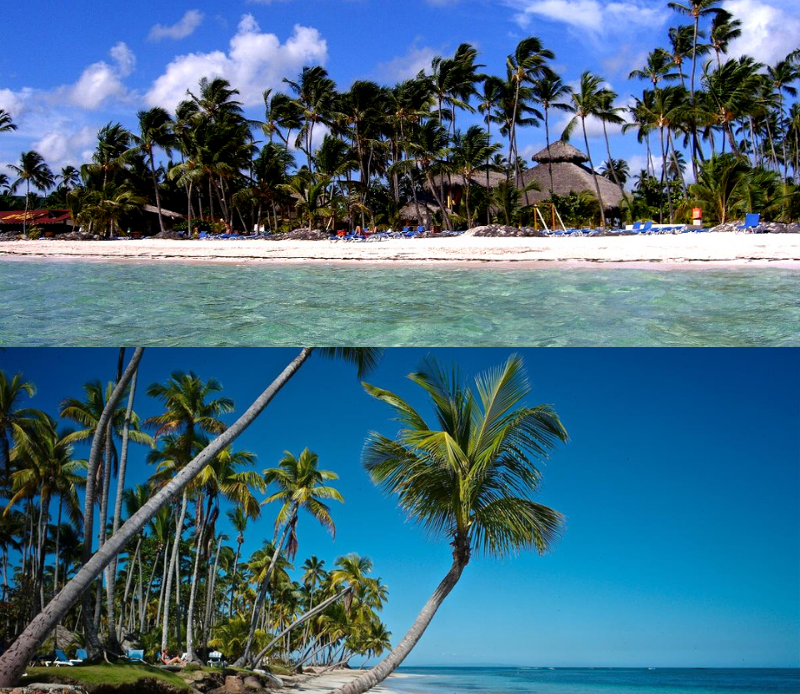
xmin=331 ymin=354 xmax=568 ymax=694
xmin=238 ymin=447 xmax=343 ymax=667
xmin=709 ymin=9 xmax=742 ymax=67
xmin=8 ymin=151 xmax=55 ymax=235
xmin=562 ymin=72 xmax=611 ymax=226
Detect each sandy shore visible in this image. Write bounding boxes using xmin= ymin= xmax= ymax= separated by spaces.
xmin=1 ymin=233 xmax=799 ymax=266
xmin=280 ymin=670 xmax=397 ymax=694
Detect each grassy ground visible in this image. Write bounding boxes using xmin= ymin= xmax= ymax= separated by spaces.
xmin=24 ymin=662 xmax=193 ymax=691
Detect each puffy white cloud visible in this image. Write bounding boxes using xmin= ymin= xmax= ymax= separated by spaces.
xmin=33 ymin=125 xmax=97 ymax=170
xmin=722 ymin=0 xmax=800 ymax=66
xmin=501 ymin=0 xmax=668 ymax=37
xmin=66 ymin=42 xmax=135 ymax=110
xmin=148 ymin=10 xmax=205 ymax=42
xmin=0 ymin=88 xmax=31 ymax=120
xmin=374 ymin=44 xmax=440 ymax=83
xmin=146 ymin=15 xmax=328 ymax=111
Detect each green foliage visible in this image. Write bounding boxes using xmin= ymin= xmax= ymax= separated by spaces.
xmin=544 ymin=191 xmax=600 ymax=227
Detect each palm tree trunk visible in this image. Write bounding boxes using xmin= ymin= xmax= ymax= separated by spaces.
xmin=228 ymin=540 xmax=242 ymax=618
xmin=107 ymin=366 xmax=137 ymax=647
xmin=202 ymin=534 xmax=223 ymax=652
xmin=23 ymin=180 xmax=30 ymax=236
xmin=581 ymin=118 xmax=606 ymax=227
xmin=161 ymin=492 xmax=188 ymax=652
xmin=184 ymin=527 xmax=205 ymax=662
xmin=142 ymin=545 xmax=161 ymax=630
xmin=330 ymin=552 xmax=469 ymax=694
xmin=80 ymin=348 xmax=144 ymax=655
xmin=150 ymin=151 xmax=165 ymax=235
xmin=155 ymin=540 xmax=170 ymax=629
xmin=660 ymin=126 xmax=673 ymax=223
xmin=601 ymin=120 xmax=630 ymax=216
xmin=0 ymin=347 xmax=315 ymax=687
xmin=53 ymin=498 xmax=62 ymax=597
xmin=118 ymin=537 xmax=141 ymax=641
xmin=238 ymin=507 xmax=298 ymax=667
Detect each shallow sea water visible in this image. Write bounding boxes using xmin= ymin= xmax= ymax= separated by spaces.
xmin=1 ymin=260 xmax=798 ymax=346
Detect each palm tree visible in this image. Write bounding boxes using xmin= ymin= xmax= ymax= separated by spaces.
xmin=689 ymin=153 xmax=751 ymax=223
xmin=239 ymin=448 xmax=343 ymax=667
xmin=0 ymin=372 xmax=43 ymax=485
xmin=7 ymin=151 xmax=55 ymax=235
xmin=283 ymin=66 xmax=337 ymax=171
xmin=331 ymin=355 xmax=568 ymax=694
xmin=0 ymin=348 xmax=381 ymax=686
xmin=506 ymin=37 xmax=552 ymax=189
xmin=227 ymin=506 xmax=250 ymax=617
xmin=531 ymin=74 xmax=572 ymax=197
xmin=450 ymin=126 xmax=501 ymax=228
xmin=709 ymin=10 xmax=742 ymax=67
xmin=56 ymin=166 xmax=81 ymax=194
xmin=600 ymin=159 xmax=630 ymax=186
xmin=0 ymin=110 xmax=17 ymax=133
xmin=663 ymin=25 xmax=696 ymax=88
xmin=629 ymin=49 xmax=681 ymax=88
xmin=765 ymin=58 xmax=799 ymax=184
xmin=596 ymin=88 xmax=631 ymax=213
xmin=668 ymin=0 xmax=723 ymax=172
xmin=131 ymin=107 xmax=175 ymax=234
xmin=562 ymin=72 xmax=611 ymax=226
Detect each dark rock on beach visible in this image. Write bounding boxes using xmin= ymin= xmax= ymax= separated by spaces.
xmin=469 ymin=224 xmax=549 ymax=237
xmin=152 ymin=230 xmax=186 ymax=240
xmin=271 ymin=228 xmax=329 ymax=240
xmin=710 ymin=220 xmax=800 ymax=233
xmin=0 ymin=686 xmax=89 ymax=694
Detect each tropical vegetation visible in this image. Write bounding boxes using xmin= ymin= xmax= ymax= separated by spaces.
xmin=1 ymin=2 xmax=798 ymax=233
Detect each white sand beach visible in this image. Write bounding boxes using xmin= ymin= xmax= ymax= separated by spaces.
xmin=280 ymin=670 xmax=397 ymax=694
xmin=0 ymin=233 xmax=799 ymax=266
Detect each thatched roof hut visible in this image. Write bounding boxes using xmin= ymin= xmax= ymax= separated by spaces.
xmin=398 ymin=201 xmax=439 ymax=224
xmin=428 ymin=170 xmax=507 ymax=189
xmin=519 ymin=143 xmax=624 ymax=210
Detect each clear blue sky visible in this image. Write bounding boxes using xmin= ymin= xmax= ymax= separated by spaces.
xmin=2 ymin=348 xmax=799 ymax=667
xmin=1 ymin=0 xmax=798 ymax=181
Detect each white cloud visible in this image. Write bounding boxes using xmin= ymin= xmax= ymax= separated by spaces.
xmin=146 ymin=15 xmax=328 ymax=111
xmin=722 ymin=0 xmax=800 ymax=66
xmin=501 ymin=0 xmax=667 ymax=37
xmin=374 ymin=44 xmax=439 ymax=83
xmin=66 ymin=42 xmax=136 ymax=110
xmin=148 ymin=10 xmax=205 ymax=42
xmin=33 ymin=125 xmax=97 ymax=171
xmin=0 ymin=88 xmax=30 ymax=120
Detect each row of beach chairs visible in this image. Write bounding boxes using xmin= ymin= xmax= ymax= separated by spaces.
xmin=329 ymin=226 xmax=466 ymax=241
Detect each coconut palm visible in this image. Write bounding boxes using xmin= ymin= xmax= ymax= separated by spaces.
xmin=0 ymin=372 xmax=44 ymax=486
xmin=131 ymin=107 xmax=175 ymax=234
xmin=689 ymin=153 xmax=751 ymax=223
xmin=668 ymin=0 xmax=722 ymax=98
xmin=56 ymin=166 xmax=81 ymax=194
xmin=531 ymin=74 xmax=572 ymax=196
xmin=506 ymin=37 xmax=552 ymax=189
xmin=629 ymin=49 xmax=681 ymax=88
xmin=331 ymin=355 xmax=567 ymax=694
xmin=562 ymin=72 xmax=613 ymax=226
xmin=663 ymin=25 xmax=697 ymax=88
xmin=239 ymin=447 xmax=344 ymax=667
xmin=283 ymin=66 xmax=337 ymax=171
xmin=450 ymin=125 xmax=501 ymax=228
xmin=709 ymin=10 xmax=742 ymax=67
xmin=765 ymin=58 xmax=799 ymax=184
xmin=7 ymin=151 xmax=54 ymax=235
xmin=600 ymin=159 xmax=630 ymax=186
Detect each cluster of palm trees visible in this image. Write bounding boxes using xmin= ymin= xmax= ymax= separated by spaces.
xmin=0 ymin=358 xmax=389 ymax=674
xmin=0 ymin=348 xmax=569 ymax=694
xmin=2 ymin=2 xmax=798 ymax=234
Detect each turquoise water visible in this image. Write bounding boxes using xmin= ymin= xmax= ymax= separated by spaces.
xmin=388 ymin=667 xmax=799 ymax=694
xmin=1 ymin=261 xmax=798 ymax=346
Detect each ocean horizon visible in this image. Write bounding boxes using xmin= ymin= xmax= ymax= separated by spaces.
xmin=385 ymin=666 xmax=800 ymax=694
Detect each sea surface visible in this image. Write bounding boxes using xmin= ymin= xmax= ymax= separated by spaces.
xmin=1 ymin=260 xmax=798 ymax=346
xmin=387 ymin=667 xmax=800 ymax=694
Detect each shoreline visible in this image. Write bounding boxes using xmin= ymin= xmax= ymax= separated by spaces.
xmin=1 ymin=234 xmax=799 ymax=268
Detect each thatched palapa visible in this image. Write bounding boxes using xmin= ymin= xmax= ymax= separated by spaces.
xmin=519 ymin=143 xmax=624 ymax=210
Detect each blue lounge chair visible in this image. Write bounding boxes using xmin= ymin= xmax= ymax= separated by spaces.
xmin=47 ymin=649 xmax=73 ymax=667
xmin=635 ymin=221 xmax=653 ymax=234
xmin=73 ymin=649 xmax=88 ymax=663
xmin=631 ymin=221 xmax=642 ymax=231
xmin=737 ymin=213 xmax=761 ymax=232
xmin=127 ymin=649 xmax=145 ymax=662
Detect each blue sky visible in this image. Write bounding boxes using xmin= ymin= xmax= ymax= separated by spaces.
xmin=2 ymin=0 xmax=799 ymax=183
xmin=2 ymin=347 xmax=799 ymax=667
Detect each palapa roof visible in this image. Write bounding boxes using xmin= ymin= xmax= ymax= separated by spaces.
xmin=532 ymin=141 xmax=589 ymax=163
xmin=398 ymin=201 xmax=439 ymax=222
xmin=518 ymin=161 xmax=624 ymax=210
xmin=428 ymin=170 xmax=507 ymax=189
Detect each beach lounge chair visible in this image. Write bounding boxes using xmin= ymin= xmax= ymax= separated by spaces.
xmin=46 ymin=649 xmax=74 ymax=667
xmin=207 ymin=651 xmax=225 ymax=667
xmin=127 ymin=649 xmax=145 ymax=662
xmin=737 ymin=213 xmax=761 ymax=233
xmin=70 ymin=649 xmax=87 ymax=664
xmin=631 ymin=221 xmax=642 ymax=231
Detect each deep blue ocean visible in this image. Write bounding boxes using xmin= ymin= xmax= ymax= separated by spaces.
xmin=1 ymin=260 xmax=798 ymax=346
xmin=386 ymin=668 xmax=799 ymax=694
